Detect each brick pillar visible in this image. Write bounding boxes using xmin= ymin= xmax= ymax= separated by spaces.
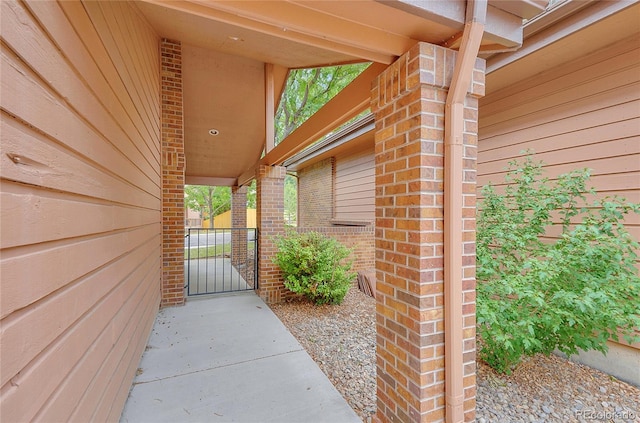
xmin=161 ymin=39 xmax=185 ymax=307
xmin=231 ymin=186 xmax=248 ymax=268
xmin=256 ymin=165 xmax=286 ymax=303
xmin=371 ymin=42 xmax=484 ymax=422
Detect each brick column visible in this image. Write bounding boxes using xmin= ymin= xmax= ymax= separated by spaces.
xmin=256 ymin=165 xmax=286 ymax=303
xmin=231 ymin=185 xmax=248 ymax=269
xmin=161 ymin=39 xmax=185 ymax=307
xmin=371 ymin=42 xmax=484 ymax=422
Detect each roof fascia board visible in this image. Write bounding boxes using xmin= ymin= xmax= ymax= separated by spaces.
xmin=377 ymin=0 xmax=467 ymax=30
xmin=378 ymin=0 xmax=528 ymax=48
xmin=523 ymin=0 xmax=596 ymax=37
xmin=486 ymin=0 xmax=636 ymax=73
xmin=489 ymin=0 xmax=549 ymax=20
xmin=484 ymin=4 xmax=524 ymax=48
xmin=284 ymin=114 xmax=375 ymax=170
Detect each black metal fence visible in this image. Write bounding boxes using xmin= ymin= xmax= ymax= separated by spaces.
xmin=185 ymin=228 xmax=258 ymax=296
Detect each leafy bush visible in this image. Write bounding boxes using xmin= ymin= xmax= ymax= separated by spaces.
xmin=273 ymin=230 xmax=356 ymax=305
xmin=477 ymin=155 xmax=640 ymax=373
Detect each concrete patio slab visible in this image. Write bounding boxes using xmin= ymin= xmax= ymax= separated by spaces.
xmin=120 ymin=293 xmax=360 ymax=423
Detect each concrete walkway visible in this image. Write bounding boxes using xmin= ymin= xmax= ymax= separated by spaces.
xmin=119 ymin=293 xmax=360 ymax=423
xmin=185 ymin=257 xmax=253 ymax=295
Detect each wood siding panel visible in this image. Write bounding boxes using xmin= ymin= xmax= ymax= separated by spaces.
xmin=1 ymin=246 xmax=160 ymax=422
xmin=1 ymin=115 xmax=159 ymax=210
xmin=2 ymin=1 xmax=161 ymax=181
xmin=479 ymin=37 xmax=640 ymax=350
xmin=335 ymin=148 xmax=375 ymax=222
xmin=0 ymin=0 xmax=161 ymax=421
xmin=1 ymin=183 xmax=159 ymax=249
xmin=0 ymin=49 xmax=160 ymax=198
xmin=1 ymin=224 xmax=160 ymax=320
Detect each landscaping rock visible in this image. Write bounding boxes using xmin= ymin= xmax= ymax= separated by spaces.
xmin=270 ymin=288 xmax=640 ymax=422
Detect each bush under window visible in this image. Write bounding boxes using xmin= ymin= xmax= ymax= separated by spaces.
xmin=273 ymin=230 xmax=355 ymax=305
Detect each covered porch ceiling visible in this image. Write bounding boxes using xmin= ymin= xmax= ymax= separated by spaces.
xmin=136 ymin=0 xmax=547 ymax=186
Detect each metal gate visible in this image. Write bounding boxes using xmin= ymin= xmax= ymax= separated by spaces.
xmin=185 ymin=228 xmax=258 ymax=296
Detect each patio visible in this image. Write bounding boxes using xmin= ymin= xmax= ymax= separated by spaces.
xmin=119 ymin=293 xmax=360 ymax=423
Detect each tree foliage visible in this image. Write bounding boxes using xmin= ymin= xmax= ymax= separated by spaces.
xmin=184 ymin=185 xmax=231 ymax=224
xmin=477 ymin=155 xmax=640 ymax=374
xmin=275 ymin=63 xmax=369 ymax=143
xmin=246 ymin=180 xmax=257 ymax=209
xmin=284 ymin=175 xmax=297 ymax=225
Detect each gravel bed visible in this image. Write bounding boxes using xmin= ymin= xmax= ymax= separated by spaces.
xmin=270 ymin=287 xmax=640 ymax=423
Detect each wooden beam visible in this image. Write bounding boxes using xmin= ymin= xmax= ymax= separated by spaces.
xmin=272 ymin=64 xmax=289 ymax=112
xmin=238 ymin=62 xmax=387 ymax=186
xmin=263 ymin=62 xmax=387 ymax=166
xmin=265 ymin=63 xmax=275 ymax=153
xmin=186 ymin=176 xmax=237 ymax=186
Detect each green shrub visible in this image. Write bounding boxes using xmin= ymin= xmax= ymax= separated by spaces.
xmin=273 ymin=230 xmax=356 ymax=305
xmin=477 ymin=155 xmax=640 ymax=374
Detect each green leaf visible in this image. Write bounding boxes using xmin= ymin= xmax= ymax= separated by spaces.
xmin=477 ymin=153 xmax=640 ymax=374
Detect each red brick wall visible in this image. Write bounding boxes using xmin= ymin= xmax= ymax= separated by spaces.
xmin=161 ymin=39 xmax=185 ymax=307
xmin=298 ymin=158 xmax=334 ymax=227
xmin=371 ymin=42 xmax=484 ymax=423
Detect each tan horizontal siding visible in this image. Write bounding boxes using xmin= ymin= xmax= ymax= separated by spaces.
xmin=479 ymin=35 xmax=640 ymax=350
xmin=1 ymin=224 xmax=160 ymax=320
xmin=1 ymin=2 xmax=161 ymax=185
xmin=336 ymin=174 xmax=376 ymax=190
xmin=0 ymin=1 xmax=161 ymax=421
xmin=1 ymin=115 xmax=160 ymax=209
xmin=45 ymin=261 xmax=160 ymax=422
xmin=480 ymin=172 xmax=640 ymax=195
xmin=1 ymin=182 xmax=159 ymax=249
xmin=336 ymin=193 xmax=376 ymax=204
xmin=1 ymin=246 xmax=160 ymax=423
xmin=336 ymin=148 xmax=375 ymax=222
xmin=478 ymin=145 xmax=640 ymax=182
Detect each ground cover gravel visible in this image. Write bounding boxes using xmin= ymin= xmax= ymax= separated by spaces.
xmin=269 ymin=288 xmax=640 ymax=423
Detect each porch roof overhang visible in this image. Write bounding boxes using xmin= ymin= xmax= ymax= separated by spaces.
xmin=281 ymin=0 xmax=640 ymax=172
xmin=136 ymin=0 xmax=546 ymax=186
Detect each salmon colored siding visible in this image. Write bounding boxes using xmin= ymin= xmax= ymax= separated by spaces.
xmin=479 ymin=35 xmax=640 ymax=350
xmin=1 ymin=1 xmax=161 ymax=421
xmin=335 ymin=147 xmax=376 ymax=223
xmin=479 ymin=36 xmax=639 ymax=233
